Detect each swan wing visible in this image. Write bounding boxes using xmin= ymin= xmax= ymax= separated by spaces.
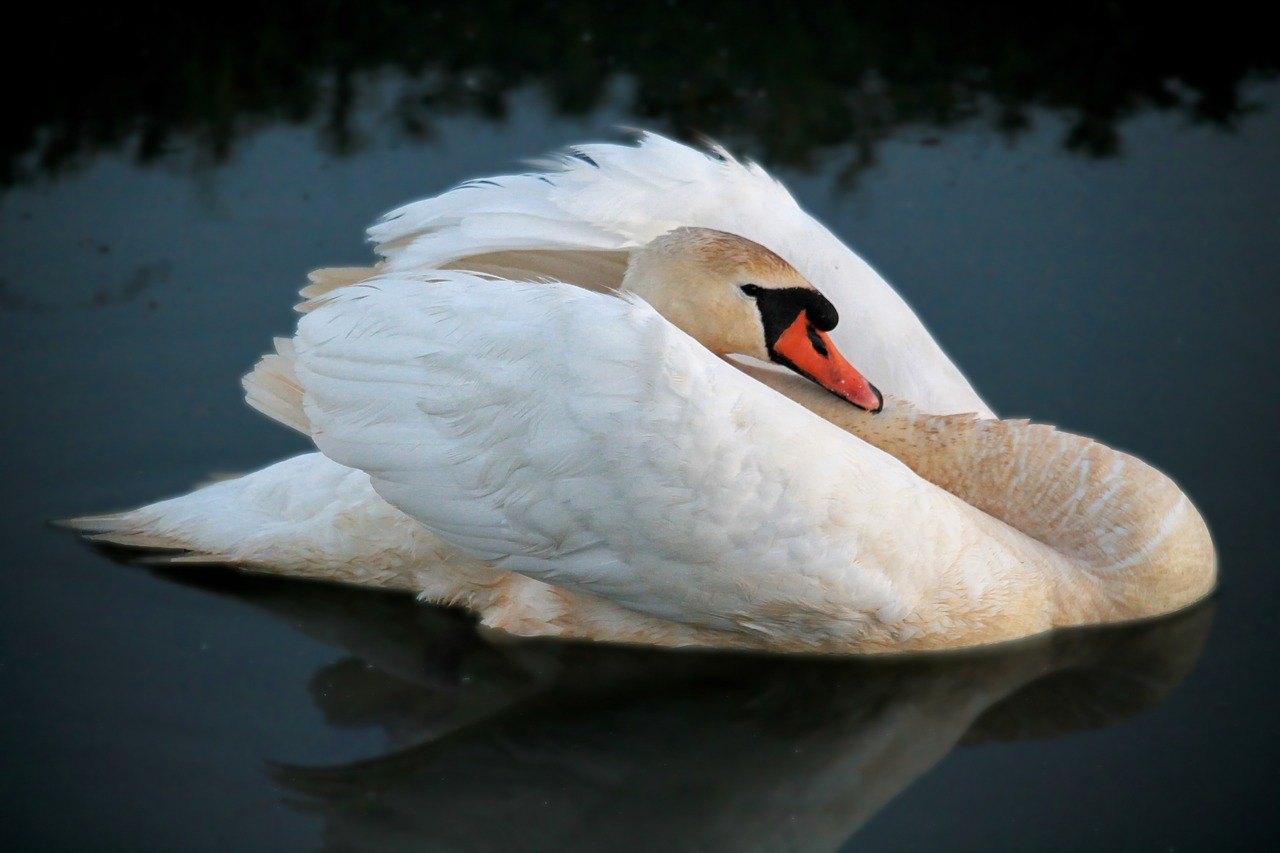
xmin=292 ymin=273 xmax=970 ymax=643
xmin=368 ymin=133 xmax=993 ymax=417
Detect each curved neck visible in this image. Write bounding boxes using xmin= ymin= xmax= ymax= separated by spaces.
xmin=740 ymin=365 xmax=1216 ymax=629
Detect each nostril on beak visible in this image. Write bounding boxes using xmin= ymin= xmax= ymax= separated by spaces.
xmin=806 ymin=324 xmax=829 ymax=357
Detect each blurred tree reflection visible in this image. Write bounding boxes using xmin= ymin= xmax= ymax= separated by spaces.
xmin=5 ymin=0 xmax=1274 ymax=186
xmin=151 ymin=565 xmax=1213 ymax=851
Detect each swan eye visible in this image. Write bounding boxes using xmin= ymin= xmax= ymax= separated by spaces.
xmin=739 ymin=284 xmax=762 ymax=298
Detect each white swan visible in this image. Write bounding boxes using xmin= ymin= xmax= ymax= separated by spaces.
xmin=69 ymin=134 xmax=1215 ymax=653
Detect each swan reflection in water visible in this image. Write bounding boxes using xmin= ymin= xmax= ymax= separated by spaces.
xmin=163 ymin=568 xmax=1213 ymax=852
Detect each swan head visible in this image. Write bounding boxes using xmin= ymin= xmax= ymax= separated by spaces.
xmin=623 ymin=227 xmax=883 ymax=413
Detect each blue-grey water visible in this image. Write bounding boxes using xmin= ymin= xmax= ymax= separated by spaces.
xmin=1 ymin=4 xmax=1277 ymax=850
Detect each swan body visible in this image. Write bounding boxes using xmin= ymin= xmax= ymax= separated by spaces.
xmin=70 ymin=134 xmax=1216 ymax=654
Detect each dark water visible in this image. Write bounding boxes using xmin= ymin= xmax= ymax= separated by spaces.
xmin=2 ymin=4 xmax=1277 ymax=850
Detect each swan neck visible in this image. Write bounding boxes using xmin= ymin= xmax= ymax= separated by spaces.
xmin=740 ymin=365 xmax=1216 ymax=628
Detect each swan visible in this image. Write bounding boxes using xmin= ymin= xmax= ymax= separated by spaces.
xmin=68 ymin=133 xmax=1216 ymax=653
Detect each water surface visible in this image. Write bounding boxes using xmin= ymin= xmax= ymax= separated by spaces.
xmin=2 ymin=5 xmax=1277 ymax=850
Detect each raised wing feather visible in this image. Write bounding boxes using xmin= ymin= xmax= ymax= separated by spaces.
xmin=368 ymin=133 xmax=993 ymax=417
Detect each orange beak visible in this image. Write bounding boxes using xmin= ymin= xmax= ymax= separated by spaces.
xmin=771 ymin=313 xmax=883 ymax=413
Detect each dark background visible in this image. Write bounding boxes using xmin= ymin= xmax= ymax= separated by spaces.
xmin=1 ymin=2 xmax=1276 ymax=849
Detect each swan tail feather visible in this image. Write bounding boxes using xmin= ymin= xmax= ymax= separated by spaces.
xmin=57 ymin=514 xmax=198 ymax=553
xmin=243 ymin=337 xmax=309 ymax=435
xmin=61 ymin=454 xmax=448 ymax=590
xmin=299 ymin=265 xmax=381 ymax=300
xmin=245 ymin=265 xmax=390 ymax=434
